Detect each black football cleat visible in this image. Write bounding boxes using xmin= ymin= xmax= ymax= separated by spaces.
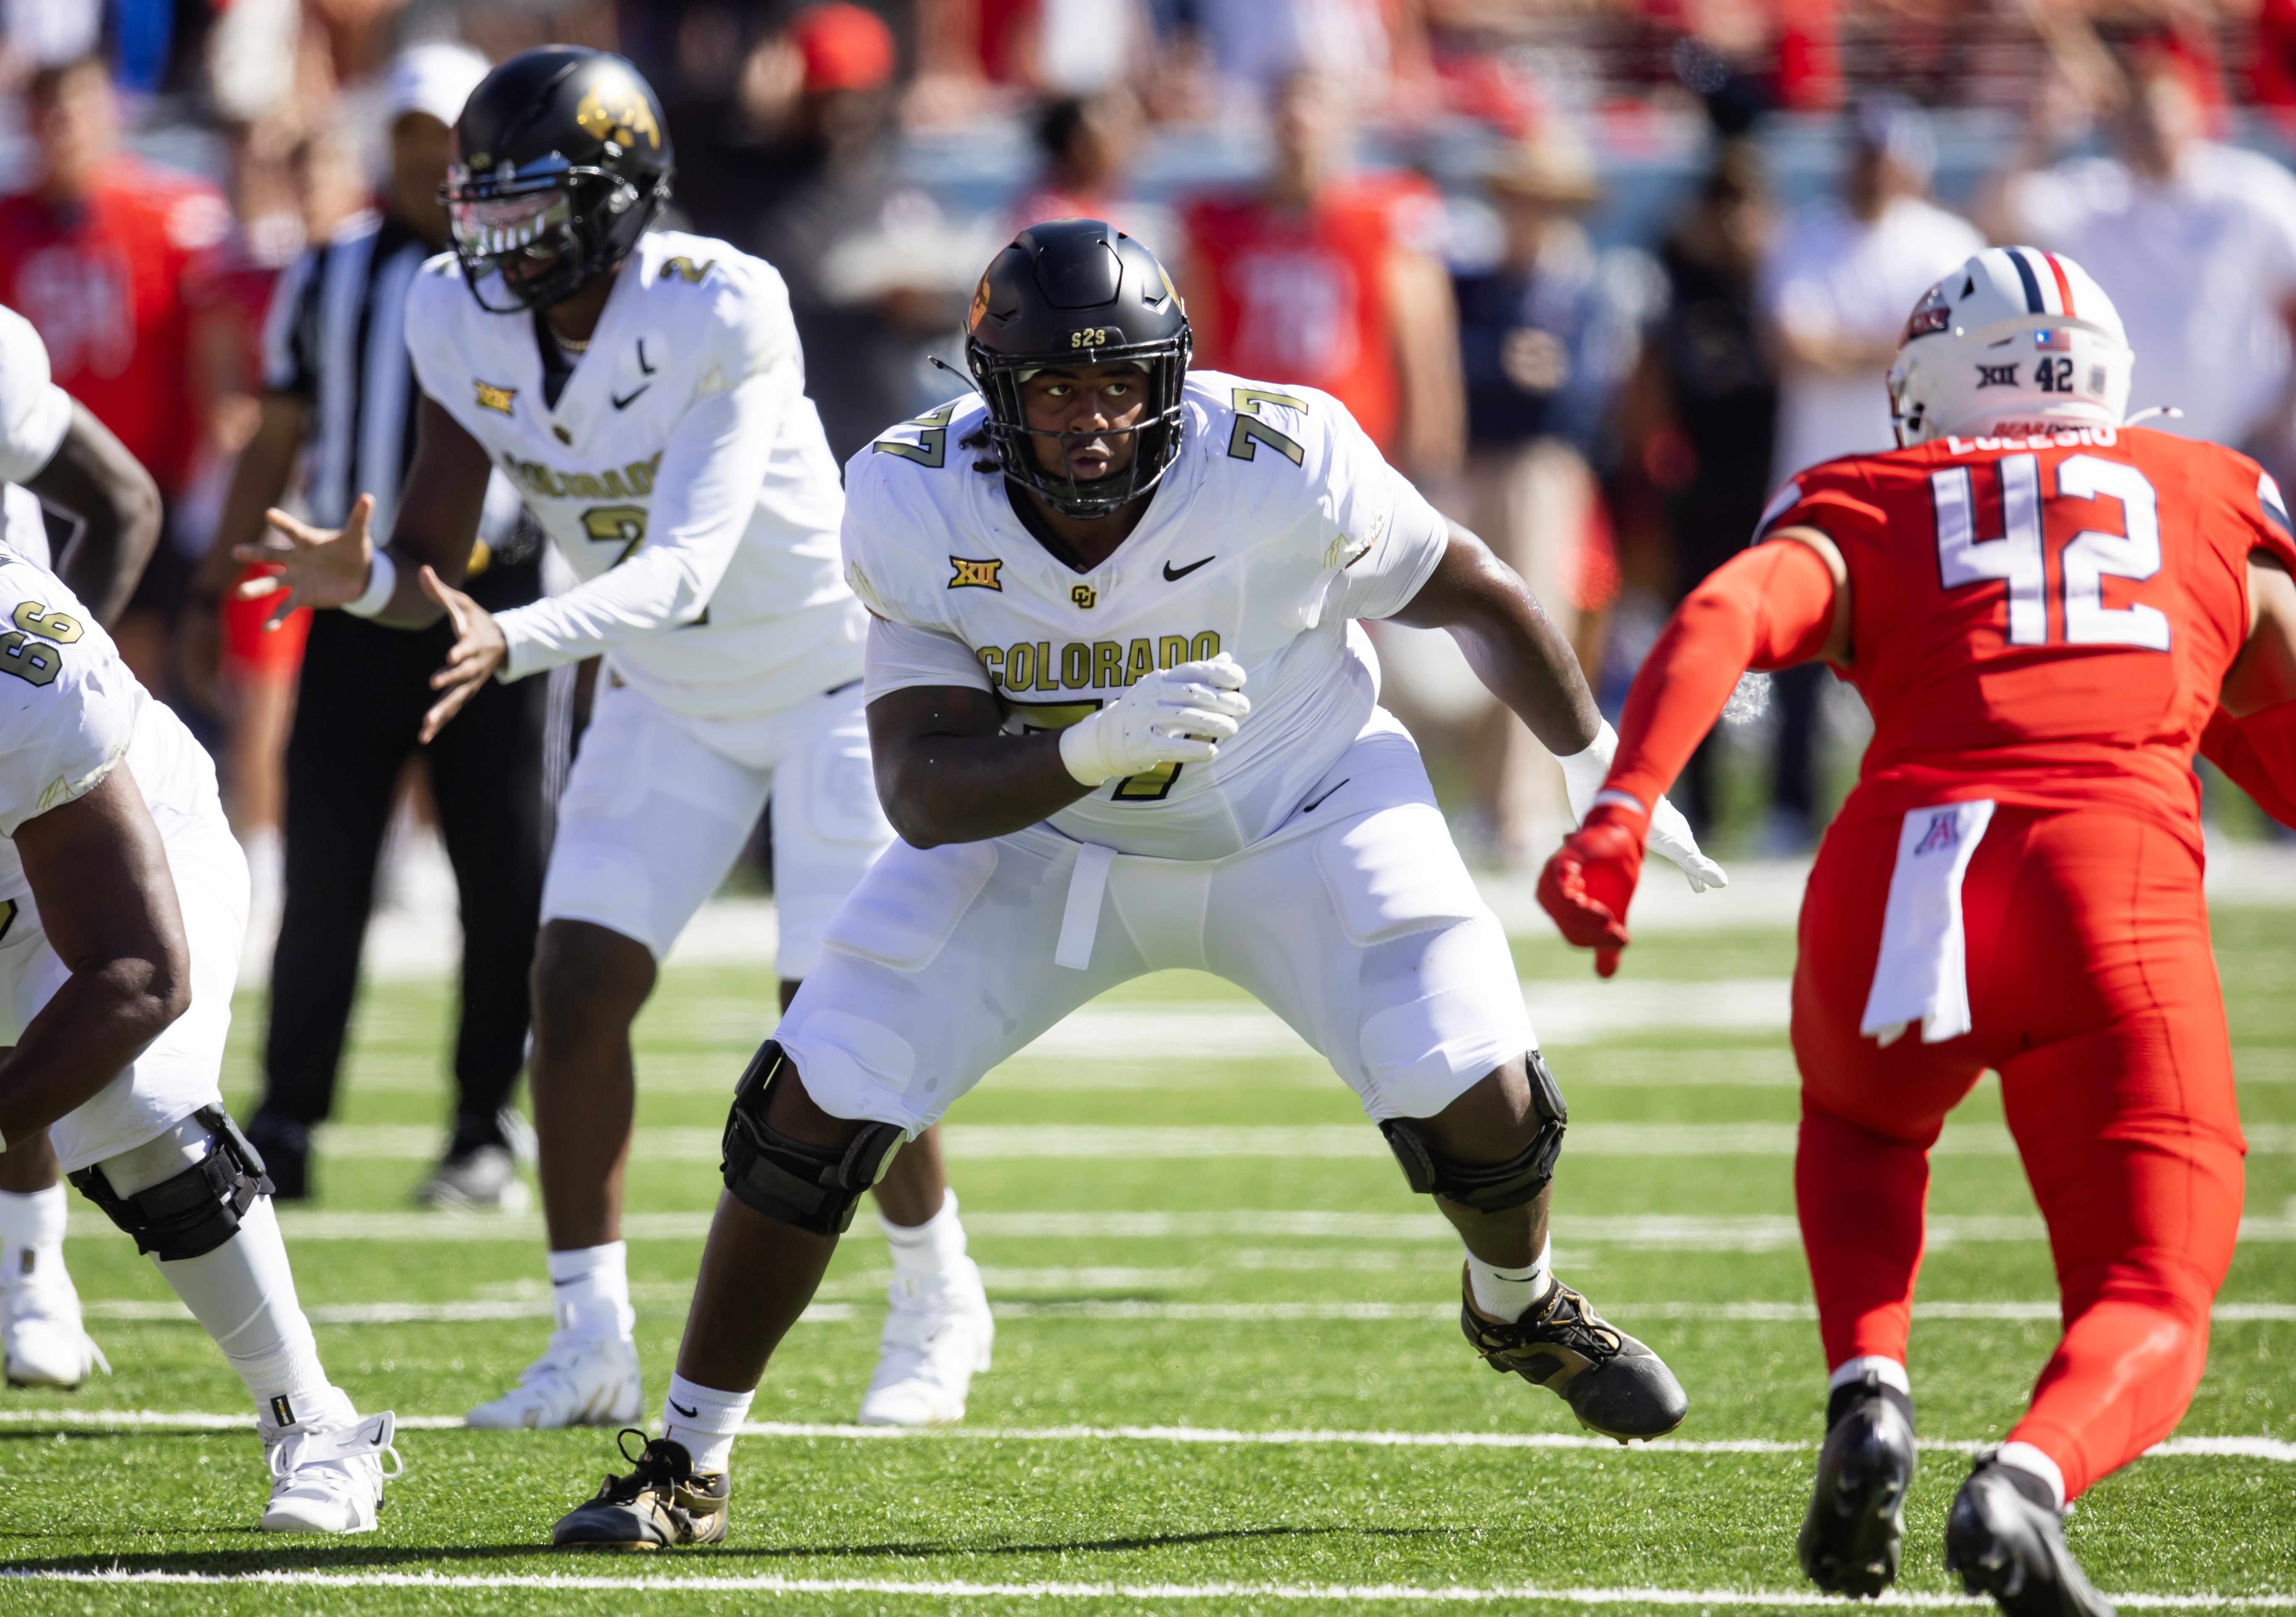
xmin=552 ymin=1431 xmax=729 ymax=1551
xmin=1945 ymin=1454 xmax=2116 ymax=1617
xmin=1460 ymin=1266 xmax=1688 ymax=1441
xmin=1798 ymin=1373 xmax=1916 ymax=1597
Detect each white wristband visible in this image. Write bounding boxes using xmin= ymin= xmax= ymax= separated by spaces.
xmin=1555 ymin=720 xmax=1620 ymax=825
xmin=1058 ymin=713 xmax=1114 ymax=786
xmin=341 ymin=548 xmax=396 ymax=618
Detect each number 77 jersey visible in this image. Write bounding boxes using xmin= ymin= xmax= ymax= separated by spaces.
xmin=1758 ymin=423 xmax=2296 ymax=851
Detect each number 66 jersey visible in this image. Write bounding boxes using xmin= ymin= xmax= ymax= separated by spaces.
xmin=1757 ymin=423 xmax=2296 ymax=850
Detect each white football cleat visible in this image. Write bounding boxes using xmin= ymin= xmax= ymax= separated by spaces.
xmin=262 ymin=1409 xmax=400 ymax=1533
xmin=3 ymin=1260 xmax=108 ymax=1389
xmin=465 ymin=1332 xmax=643 ymax=1430
xmin=857 ymin=1258 xmax=994 ymax=1426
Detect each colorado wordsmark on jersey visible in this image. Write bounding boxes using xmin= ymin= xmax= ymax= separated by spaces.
xmin=404 ymin=231 xmax=863 ymax=736
xmin=0 ymin=304 xmax=71 ymax=567
xmin=844 ymin=370 xmax=1450 ymax=860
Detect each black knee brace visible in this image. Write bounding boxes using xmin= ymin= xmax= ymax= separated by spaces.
xmin=720 ymin=1040 xmax=904 ymax=1235
xmin=67 ymin=1106 xmax=274 ymax=1262
xmin=1380 ymin=1050 xmax=1568 ymax=1213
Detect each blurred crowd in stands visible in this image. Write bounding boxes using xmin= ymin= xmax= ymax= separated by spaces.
xmin=5 ymin=0 xmax=2296 ymax=883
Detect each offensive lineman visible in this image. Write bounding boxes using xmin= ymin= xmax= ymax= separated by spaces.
xmin=0 ymin=304 xmax=395 ymax=1529
xmin=0 ymin=298 xmax=164 ymax=1386
xmin=545 ymin=220 xmax=1726 ymax=1549
xmin=1541 ymin=248 xmax=2296 ymax=1615
xmin=236 ymin=48 xmax=994 ymax=1429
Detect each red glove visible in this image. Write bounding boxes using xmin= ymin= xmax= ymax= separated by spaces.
xmin=1537 ymin=803 xmax=1648 ymax=978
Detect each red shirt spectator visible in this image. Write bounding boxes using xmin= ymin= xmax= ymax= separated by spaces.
xmin=0 ymin=59 xmax=229 ymax=498
xmin=1179 ymin=75 xmax=1458 ymax=473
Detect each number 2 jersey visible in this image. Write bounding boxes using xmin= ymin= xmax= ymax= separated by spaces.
xmin=1756 ymin=424 xmax=2296 ymax=851
xmin=404 ymin=231 xmax=864 ymax=752
xmin=843 ymin=369 xmax=1452 ymax=861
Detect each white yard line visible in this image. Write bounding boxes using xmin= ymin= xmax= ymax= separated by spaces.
xmin=268 ymin=1120 xmax=2296 ymax=1164
xmin=71 ymin=1297 xmax=2296 ymax=1327
xmin=0 ymin=1409 xmax=2286 ymax=1465
xmin=64 ymin=1207 xmax=2296 ymax=1245
xmin=5 ymin=1569 xmax=2296 ymax=1606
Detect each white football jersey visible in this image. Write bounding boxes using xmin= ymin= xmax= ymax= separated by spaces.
xmin=844 ymin=370 xmax=1449 ymax=861
xmin=0 ymin=554 xmax=212 ymax=881
xmin=404 ymin=231 xmax=865 ymax=751
xmin=0 ymin=304 xmax=71 ymax=569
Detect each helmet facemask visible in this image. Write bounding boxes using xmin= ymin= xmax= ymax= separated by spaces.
xmin=445 ymin=151 xmax=663 ymax=315
xmin=968 ymin=331 xmax=1192 ymax=519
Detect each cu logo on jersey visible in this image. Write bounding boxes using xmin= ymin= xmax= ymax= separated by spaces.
xmin=1072 ymin=584 xmax=1097 ymax=610
xmin=1976 ymin=363 xmax=2019 ymax=389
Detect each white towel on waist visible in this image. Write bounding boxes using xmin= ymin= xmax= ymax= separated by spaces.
xmin=1859 ymin=799 xmax=1996 ymax=1047
xmin=1055 ymin=841 xmax=1117 ymax=971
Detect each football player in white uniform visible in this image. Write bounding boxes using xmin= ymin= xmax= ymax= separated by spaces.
xmin=236 ymin=48 xmax=992 ymax=1431
xmin=0 ymin=549 xmax=396 ymax=1531
xmin=0 ymin=299 xmax=165 ymax=1387
xmin=545 ymin=220 xmax=1726 ymax=1550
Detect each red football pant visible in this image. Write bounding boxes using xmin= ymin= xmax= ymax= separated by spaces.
xmin=1791 ymin=806 xmax=2245 ymax=1500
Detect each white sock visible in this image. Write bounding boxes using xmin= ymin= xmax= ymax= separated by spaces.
xmin=1466 ymin=1237 xmax=1553 ymax=1322
xmin=549 ymin=1242 xmax=634 ymax=1341
xmin=1828 ymin=1355 xmax=1912 ymax=1397
xmin=1996 ymin=1440 xmax=2068 ymax=1512
xmin=883 ymin=1190 xmax=967 ymax=1296
xmin=149 ymin=1197 xmax=342 ymax=1434
xmin=0 ymin=1183 xmax=68 ymax=1290
xmin=661 ymin=1373 xmax=752 ymax=1475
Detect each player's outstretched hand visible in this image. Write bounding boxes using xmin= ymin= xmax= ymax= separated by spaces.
xmin=418 ymin=566 xmax=508 ymax=744
xmin=1060 ymin=654 xmax=1250 ymax=786
xmin=1538 ymin=806 xmax=1646 ymax=978
xmin=232 ymin=493 xmax=378 ymax=624
xmin=1646 ymin=794 xmax=1728 ymax=893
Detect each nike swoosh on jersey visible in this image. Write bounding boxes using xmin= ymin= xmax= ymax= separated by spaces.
xmin=1164 ymin=556 xmax=1215 ymax=581
xmin=1300 ymin=778 xmax=1350 ymax=813
xmin=637 ymin=339 xmax=656 ymax=375
xmin=612 ymin=385 xmax=650 ymax=410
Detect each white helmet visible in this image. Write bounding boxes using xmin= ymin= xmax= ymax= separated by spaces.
xmin=1887 ymin=246 xmax=2132 ymax=447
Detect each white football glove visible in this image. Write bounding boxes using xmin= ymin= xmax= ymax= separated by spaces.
xmin=1555 ymin=721 xmax=1728 ymax=894
xmin=1059 ymin=654 xmax=1251 ymax=786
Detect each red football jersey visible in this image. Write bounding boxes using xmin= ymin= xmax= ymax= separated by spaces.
xmin=1759 ymin=424 xmax=2296 ymax=851
xmin=0 ymin=158 xmax=231 ymax=494
xmin=1182 ymin=176 xmax=1439 ymax=457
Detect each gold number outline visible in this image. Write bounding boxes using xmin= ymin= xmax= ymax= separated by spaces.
xmin=1226 ymin=388 xmax=1307 ymax=466
xmin=872 ymin=403 xmax=958 ymax=469
xmin=1000 ymin=693 xmax=1182 ymax=801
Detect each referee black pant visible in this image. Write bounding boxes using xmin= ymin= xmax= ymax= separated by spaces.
xmin=258 ymin=611 xmax=548 ymax=1153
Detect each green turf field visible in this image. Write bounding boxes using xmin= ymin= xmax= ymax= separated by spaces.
xmin=3 ymin=906 xmax=2291 ymax=1613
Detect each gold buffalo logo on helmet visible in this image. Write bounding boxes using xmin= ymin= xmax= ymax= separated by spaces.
xmin=967 ymin=277 xmax=992 ymax=333
xmin=574 ymin=73 xmax=661 ymax=151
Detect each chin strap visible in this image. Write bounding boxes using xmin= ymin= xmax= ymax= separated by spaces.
xmin=2124 ymin=406 xmax=2185 ymax=426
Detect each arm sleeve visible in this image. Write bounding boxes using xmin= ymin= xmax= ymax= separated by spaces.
xmin=2201 ymin=699 xmax=2296 ymax=830
xmin=1604 ymin=540 xmax=1838 ymax=816
xmin=864 ymin=615 xmax=994 ymax=701
xmin=492 ymin=361 xmax=793 ymax=681
xmin=0 ymin=307 xmax=72 ymax=485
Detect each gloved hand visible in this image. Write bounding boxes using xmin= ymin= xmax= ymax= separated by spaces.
xmin=1059 ymin=654 xmax=1250 ymax=786
xmin=1537 ymin=803 xmax=1646 ymax=978
xmin=1554 ymin=722 xmax=1727 ymax=894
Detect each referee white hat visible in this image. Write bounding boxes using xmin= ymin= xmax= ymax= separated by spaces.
xmin=385 ymin=41 xmax=491 ymax=129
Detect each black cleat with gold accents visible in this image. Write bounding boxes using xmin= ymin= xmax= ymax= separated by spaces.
xmin=552 ymin=1431 xmax=729 ymax=1551
xmin=1459 ymin=1265 xmax=1689 ymax=1442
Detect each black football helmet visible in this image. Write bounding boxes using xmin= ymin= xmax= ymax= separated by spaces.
xmin=443 ymin=47 xmax=674 ymax=314
xmin=965 ymin=220 xmax=1191 ymax=519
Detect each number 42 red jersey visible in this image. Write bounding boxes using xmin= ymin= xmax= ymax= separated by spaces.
xmin=1757 ymin=424 xmax=2296 ymax=852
